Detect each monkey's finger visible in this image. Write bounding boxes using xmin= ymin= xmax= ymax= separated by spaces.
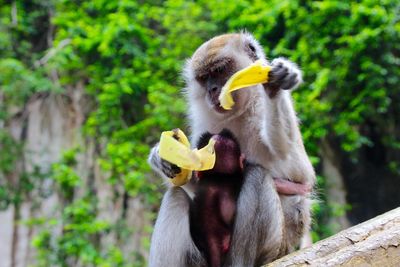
xmin=269 ymin=65 xmax=289 ymax=84
xmin=161 ymin=159 xmax=182 ymax=178
xmin=170 ymin=168 xmax=192 ymax=186
xmin=172 ymin=128 xmax=190 ymax=147
xmin=281 ymin=73 xmax=298 ymax=90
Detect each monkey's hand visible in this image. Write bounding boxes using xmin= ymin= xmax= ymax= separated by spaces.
xmin=266 ymin=58 xmax=303 ymax=93
xmin=148 ymin=143 xmax=183 ymax=180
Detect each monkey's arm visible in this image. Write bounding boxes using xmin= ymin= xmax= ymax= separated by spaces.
xmin=258 ymin=57 xmax=316 ymax=185
xmin=259 ymin=58 xmax=316 ymax=253
xmin=258 ymin=58 xmax=306 ymax=158
xmin=149 ymin=187 xmax=204 ymax=267
xmin=228 ymin=165 xmax=285 ymax=266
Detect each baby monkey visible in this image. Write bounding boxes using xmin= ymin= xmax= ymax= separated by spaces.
xmin=189 ymin=129 xmax=245 ymax=267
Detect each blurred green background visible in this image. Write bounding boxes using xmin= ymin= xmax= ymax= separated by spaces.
xmin=0 ymin=0 xmax=399 ymax=266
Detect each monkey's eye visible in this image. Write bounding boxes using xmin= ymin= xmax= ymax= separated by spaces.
xmin=246 ymin=43 xmax=258 ymax=61
xmin=248 ymin=43 xmax=256 ymax=53
xmin=196 ymin=74 xmax=209 ymax=83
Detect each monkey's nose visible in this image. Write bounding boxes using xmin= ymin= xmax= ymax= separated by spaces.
xmin=210 ymin=86 xmax=218 ymax=93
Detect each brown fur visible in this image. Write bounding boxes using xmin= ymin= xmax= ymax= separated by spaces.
xmin=192 ymin=34 xmax=241 ymax=75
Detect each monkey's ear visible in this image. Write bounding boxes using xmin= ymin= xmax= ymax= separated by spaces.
xmin=240 ymin=154 xmax=246 ymax=170
xmin=196 ymin=132 xmax=213 ymax=148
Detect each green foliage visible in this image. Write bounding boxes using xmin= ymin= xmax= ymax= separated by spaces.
xmin=32 ymin=150 xmax=141 ymax=267
xmin=32 ymin=197 xmax=123 ymax=267
xmin=0 ymin=129 xmax=42 ymax=210
xmin=52 ymin=149 xmax=81 ymax=200
xmin=0 ymin=0 xmax=399 ymax=264
xmin=0 ymin=59 xmax=54 ymax=104
xmin=0 ymin=130 xmax=20 ymax=175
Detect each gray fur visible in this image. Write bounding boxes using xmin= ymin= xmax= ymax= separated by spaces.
xmin=148 ymin=165 xmax=284 ymax=267
xmin=148 ymin=32 xmax=316 ymax=266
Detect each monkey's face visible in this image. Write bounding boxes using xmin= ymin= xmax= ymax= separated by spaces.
xmin=185 ymin=33 xmax=266 ymax=116
xmin=194 ymin=57 xmax=236 ymax=114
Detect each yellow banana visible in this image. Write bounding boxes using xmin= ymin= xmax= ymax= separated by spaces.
xmin=219 ymin=60 xmax=271 ymax=110
xmin=158 ymin=129 xmax=216 ymax=186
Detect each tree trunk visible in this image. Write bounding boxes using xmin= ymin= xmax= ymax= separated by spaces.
xmin=320 ymin=138 xmax=351 ymax=232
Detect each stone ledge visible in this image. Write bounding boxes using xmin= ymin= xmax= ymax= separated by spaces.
xmin=266 ymin=207 xmax=400 ymax=267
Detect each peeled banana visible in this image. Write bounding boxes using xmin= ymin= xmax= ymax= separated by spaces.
xmin=158 ymin=129 xmax=216 ymax=186
xmin=219 ymin=60 xmax=271 ymax=110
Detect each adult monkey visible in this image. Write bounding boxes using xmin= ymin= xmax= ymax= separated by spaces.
xmin=149 ymin=32 xmax=315 ymax=266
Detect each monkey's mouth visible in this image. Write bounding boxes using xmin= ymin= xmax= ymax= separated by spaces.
xmin=214 ymin=103 xmax=228 ymax=113
xmin=209 ymin=96 xmax=228 ymax=113
xmin=208 ymin=91 xmax=229 ymax=114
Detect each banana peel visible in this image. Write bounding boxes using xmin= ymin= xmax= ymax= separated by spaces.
xmin=159 ymin=129 xmax=216 ymax=170
xmin=158 ymin=129 xmax=216 ymax=186
xmin=219 ymin=60 xmax=271 ymax=110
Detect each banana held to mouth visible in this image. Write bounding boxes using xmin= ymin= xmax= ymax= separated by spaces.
xmin=158 ymin=129 xmax=216 ymax=186
xmin=219 ymin=60 xmax=271 ymax=110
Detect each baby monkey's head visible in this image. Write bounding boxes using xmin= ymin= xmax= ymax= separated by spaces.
xmin=197 ymin=129 xmax=244 ymax=175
